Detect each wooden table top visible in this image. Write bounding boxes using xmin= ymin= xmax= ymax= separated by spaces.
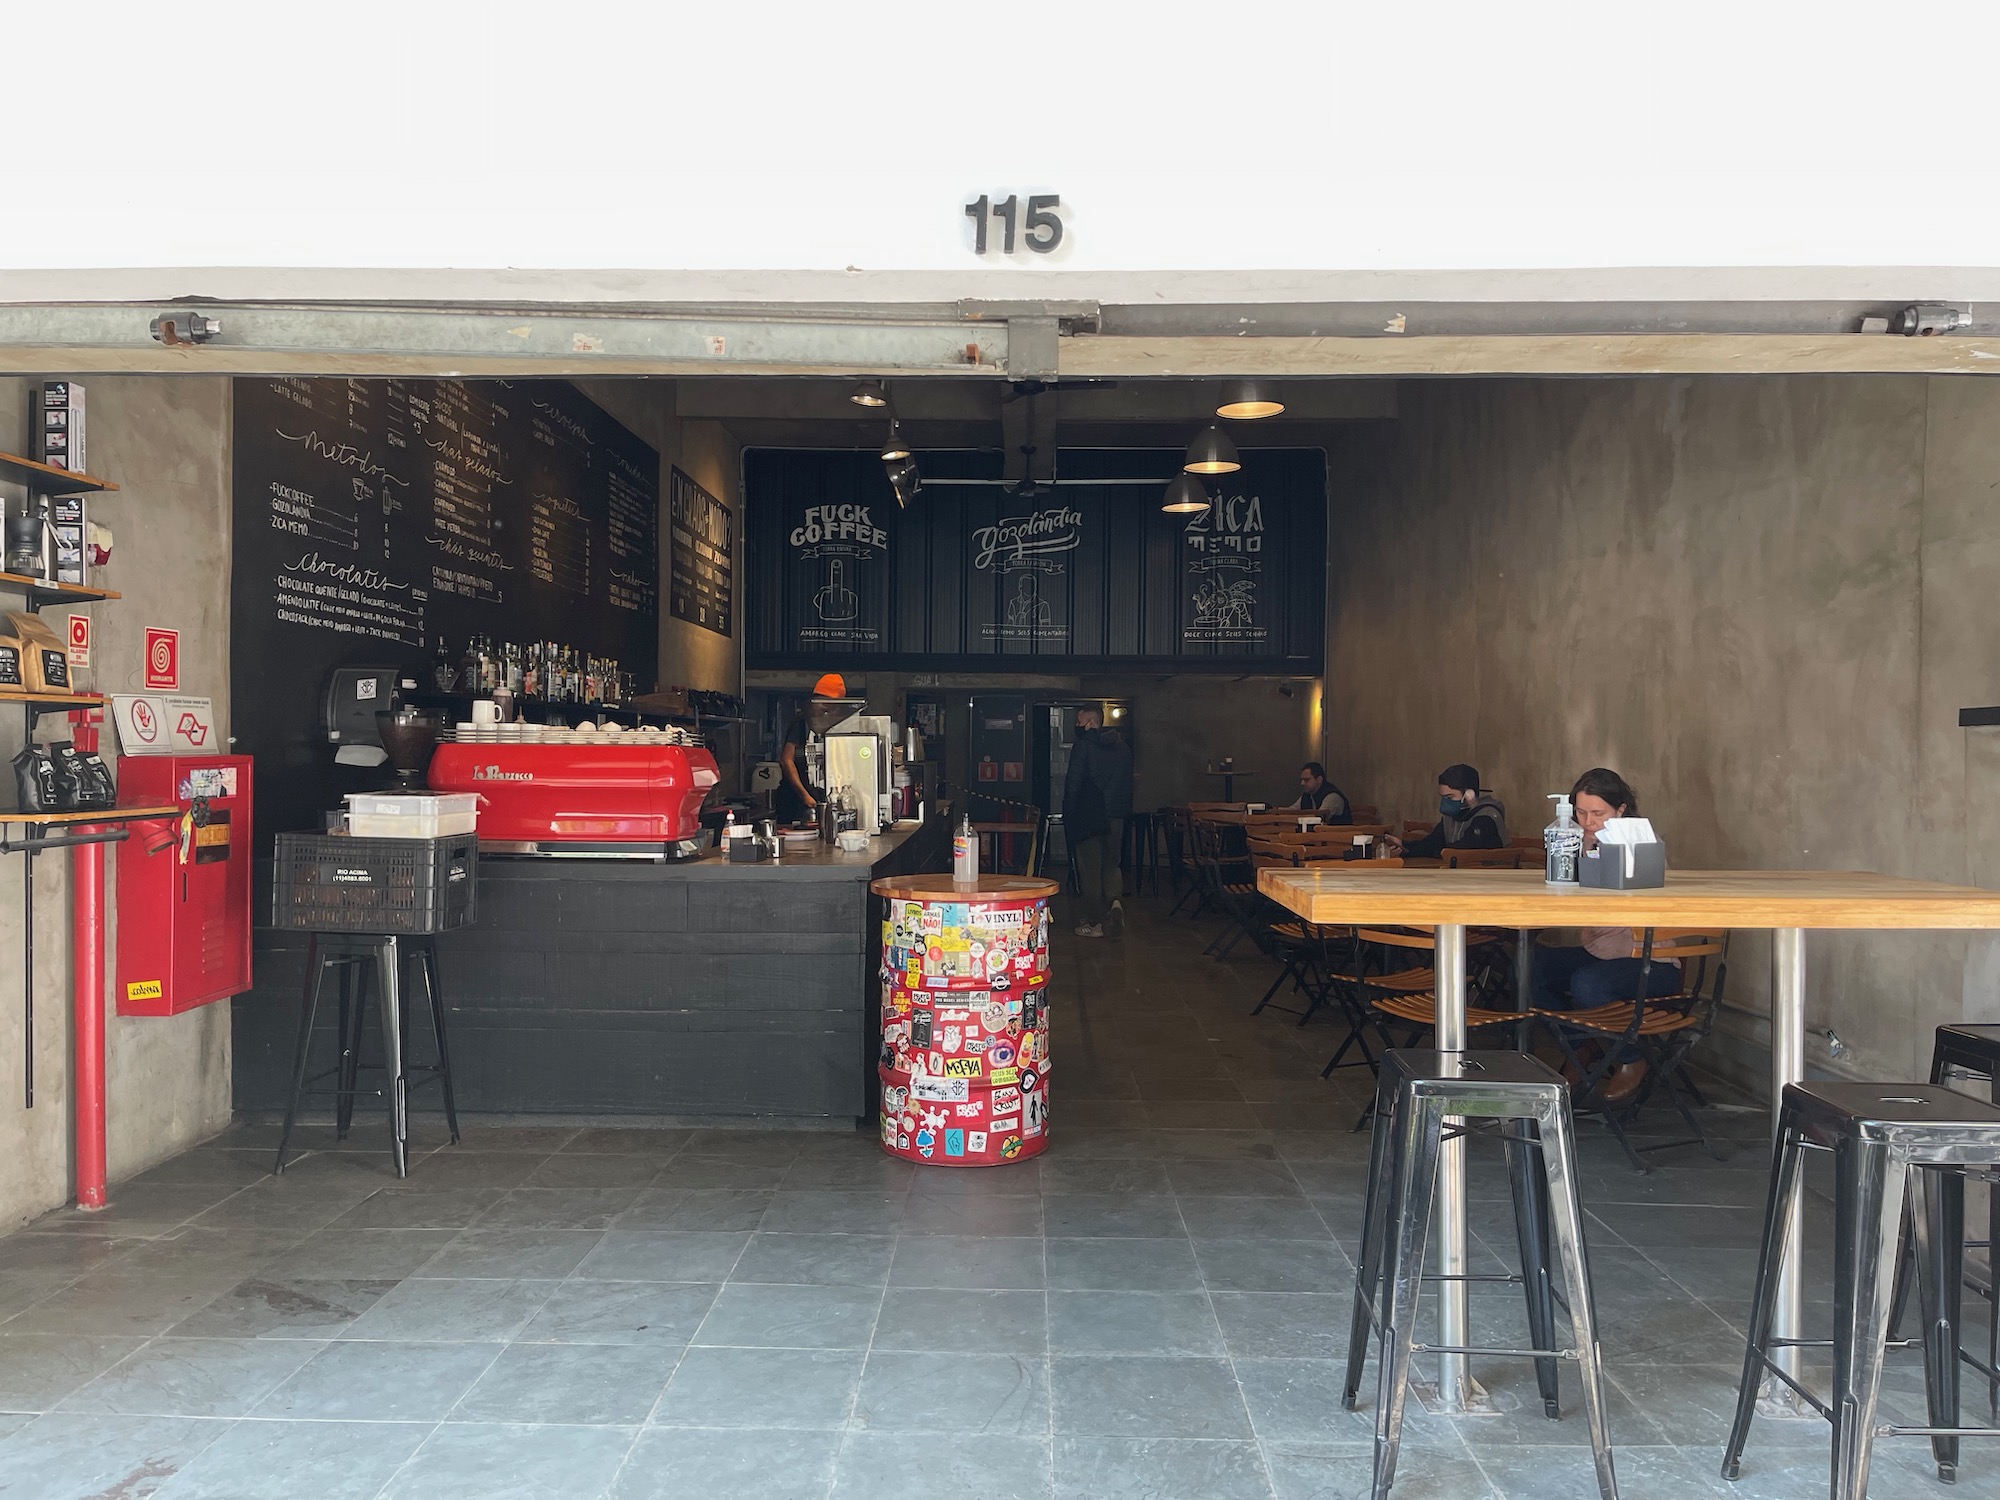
xmin=1256 ymin=867 xmax=2000 ymax=929
xmin=871 ymin=873 xmax=1060 ymax=901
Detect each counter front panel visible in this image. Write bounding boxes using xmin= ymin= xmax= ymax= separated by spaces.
xmin=234 ymin=819 xmax=951 ymax=1120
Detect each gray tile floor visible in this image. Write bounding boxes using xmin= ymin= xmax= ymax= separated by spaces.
xmin=0 ymin=895 xmax=1992 ymax=1499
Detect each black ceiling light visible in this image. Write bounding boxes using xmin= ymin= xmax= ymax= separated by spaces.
xmin=1217 ymin=380 xmax=1284 ymax=419
xmin=886 ymin=456 xmax=922 ymax=507
xmin=1183 ymin=424 xmax=1241 ymax=475
xmin=879 ymin=419 xmax=911 ymax=462
xmin=849 ymin=380 xmax=889 ymax=408
xmin=1160 ymin=474 xmax=1211 ymax=514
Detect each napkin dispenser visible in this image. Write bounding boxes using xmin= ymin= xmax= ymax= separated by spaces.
xmin=1580 ymin=818 xmax=1666 ymax=890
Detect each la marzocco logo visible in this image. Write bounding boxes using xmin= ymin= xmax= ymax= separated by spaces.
xmin=473 ymin=765 xmax=533 ymax=781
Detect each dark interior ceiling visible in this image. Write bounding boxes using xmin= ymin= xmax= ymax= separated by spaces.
xmin=668 ymin=376 xmax=1398 ymax=464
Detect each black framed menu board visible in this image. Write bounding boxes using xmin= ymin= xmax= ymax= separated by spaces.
xmin=669 ymin=466 xmax=733 ymax=636
xmin=230 ymin=376 xmax=660 ymax=833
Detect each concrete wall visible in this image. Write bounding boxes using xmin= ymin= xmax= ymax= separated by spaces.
xmin=0 ymin=375 xmax=234 ymax=1230
xmin=1324 ymin=376 xmax=2000 ymax=1088
xmin=574 ymin=380 xmax=743 ymax=696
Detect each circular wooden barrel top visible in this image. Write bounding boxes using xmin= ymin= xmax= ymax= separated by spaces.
xmin=871 ymin=873 xmax=1061 ymax=900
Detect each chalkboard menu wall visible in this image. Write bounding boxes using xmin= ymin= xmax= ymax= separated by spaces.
xmin=745 ymin=448 xmax=1326 ymax=672
xmin=231 ymin=377 xmax=661 ymax=835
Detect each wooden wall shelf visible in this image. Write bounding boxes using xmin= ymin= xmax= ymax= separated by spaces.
xmin=0 ymin=804 xmax=177 ymax=828
xmin=0 ymin=451 xmax=118 ymax=494
xmin=0 ymin=570 xmax=120 ymax=606
xmin=0 ymin=689 xmax=108 ymax=710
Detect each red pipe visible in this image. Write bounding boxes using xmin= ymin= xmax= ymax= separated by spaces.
xmin=72 ymin=834 xmax=107 ymax=1210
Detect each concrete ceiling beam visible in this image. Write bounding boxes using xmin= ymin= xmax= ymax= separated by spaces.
xmin=1062 ymin=334 xmax=2000 ymax=379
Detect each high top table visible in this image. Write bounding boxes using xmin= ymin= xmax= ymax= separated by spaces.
xmin=1256 ymin=865 xmax=2000 ymax=1415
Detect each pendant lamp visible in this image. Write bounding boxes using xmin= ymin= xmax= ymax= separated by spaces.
xmin=849 ymin=381 xmax=889 ymax=408
xmin=1161 ymin=474 xmax=1211 ymax=514
xmin=880 ymin=421 xmax=911 ymax=462
xmin=1183 ymin=424 xmax=1241 ymax=475
xmin=1217 ymin=380 xmax=1284 ymax=419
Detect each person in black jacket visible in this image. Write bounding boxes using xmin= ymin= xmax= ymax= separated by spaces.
xmin=1063 ymin=707 xmax=1134 ymax=938
xmin=1293 ymin=762 xmax=1352 ymax=824
xmin=1383 ymin=763 xmax=1507 ymax=858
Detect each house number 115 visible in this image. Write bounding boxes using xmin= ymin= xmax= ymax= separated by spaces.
xmin=964 ymin=194 xmax=1064 ymax=256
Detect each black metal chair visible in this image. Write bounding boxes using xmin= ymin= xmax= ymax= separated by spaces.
xmin=1723 ymin=1081 xmax=2000 ymax=1497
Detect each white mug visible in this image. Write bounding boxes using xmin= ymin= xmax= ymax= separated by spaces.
xmin=471 ymin=700 xmax=501 ymax=725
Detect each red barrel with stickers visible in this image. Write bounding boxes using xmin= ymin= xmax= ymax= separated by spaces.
xmin=870 ymin=873 xmax=1059 ymax=1167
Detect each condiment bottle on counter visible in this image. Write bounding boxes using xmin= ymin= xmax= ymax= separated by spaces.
xmin=954 ymin=813 xmax=979 ymax=886
xmin=1544 ymin=794 xmax=1582 ymax=887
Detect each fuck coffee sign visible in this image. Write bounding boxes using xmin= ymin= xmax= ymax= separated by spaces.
xmin=789 ymin=500 xmax=891 ymax=648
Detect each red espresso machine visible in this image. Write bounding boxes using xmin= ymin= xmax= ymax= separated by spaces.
xmin=427 ymin=734 xmax=720 ymax=857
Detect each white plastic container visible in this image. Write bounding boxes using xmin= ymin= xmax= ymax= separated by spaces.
xmin=345 ymin=792 xmax=479 ymax=839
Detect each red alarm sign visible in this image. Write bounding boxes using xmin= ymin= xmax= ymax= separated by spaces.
xmin=144 ymin=627 xmax=180 ymax=690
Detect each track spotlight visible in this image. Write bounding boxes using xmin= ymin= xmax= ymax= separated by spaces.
xmin=1217 ymin=380 xmax=1284 ymax=419
xmin=886 ymin=456 xmax=922 ymax=507
xmin=1161 ymin=474 xmax=1211 ymax=514
xmin=1183 ymin=424 xmax=1241 ymax=475
xmin=849 ymin=381 xmax=889 ymax=407
xmin=880 ymin=420 xmax=911 ymax=463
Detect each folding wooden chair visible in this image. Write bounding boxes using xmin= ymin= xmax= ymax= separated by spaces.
xmin=1337 ymin=924 xmax=1521 ymax=1127
xmin=1189 ymin=816 xmax=1261 ymax=957
xmin=1245 ymin=837 xmax=1330 ymax=1021
xmin=1532 ymin=929 xmax=1731 ymax=1173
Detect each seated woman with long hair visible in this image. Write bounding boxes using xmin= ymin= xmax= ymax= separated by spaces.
xmin=1530 ymin=766 xmax=1678 ymax=1102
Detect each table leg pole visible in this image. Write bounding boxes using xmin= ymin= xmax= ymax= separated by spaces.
xmin=1434 ymin=921 xmax=1473 ymax=1413
xmin=1760 ymin=926 xmax=1810 ymax=1416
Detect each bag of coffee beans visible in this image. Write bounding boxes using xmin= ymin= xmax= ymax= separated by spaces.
xmin=11 ymin=745 xmax=58 ymax=814
xmin=2 ymin=611 xmax=70 ymax=693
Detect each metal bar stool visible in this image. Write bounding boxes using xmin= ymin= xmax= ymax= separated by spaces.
xmin=1121 ymin=811 xmax=1161 ymax=897
xmin=1343 ymin=1048 xmax=1618 ymax=1500
xmin=1890 ymin=1023 xmax=2000 ymax=1420
xmin=1932 ymin=1023 xmax=2000 ymax=1416
xmin=274 ymin=932 xmax=460 ymax=1178
xmin=1722 ymin=1081 xmax=2000 ymax=1498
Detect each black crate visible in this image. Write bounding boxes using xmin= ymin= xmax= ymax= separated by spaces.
xmin=273 ymin=832 xmax=478 ymax=935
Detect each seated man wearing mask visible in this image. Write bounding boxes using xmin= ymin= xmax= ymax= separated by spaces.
xmin=1381 ymin=763 xmax=1507 ymax=858
xmin=1293 ymin=762 xmax=1352 ymax=824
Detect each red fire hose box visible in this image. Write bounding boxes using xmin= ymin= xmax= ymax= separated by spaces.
xmin=870 ymin=874 xmax=1057 ymax=1166
xmin=115 ymin=755 xmax=254 ymax=1016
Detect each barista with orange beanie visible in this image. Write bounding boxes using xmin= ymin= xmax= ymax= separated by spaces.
xmin=777 ymin=673 xmax=847 ymax=824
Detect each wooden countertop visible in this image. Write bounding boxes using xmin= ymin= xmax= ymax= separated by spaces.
xmin=1256 ymin=866 xmax=2000 ymax=929
xmin=0 ymin=803 xmax=177 ymax=827
xmin=871 ymin=872 xmax=1061 ymax=901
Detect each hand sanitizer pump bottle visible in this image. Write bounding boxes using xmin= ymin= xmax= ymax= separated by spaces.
xmin=1544 ymin=794 xmax=1582 ymax=887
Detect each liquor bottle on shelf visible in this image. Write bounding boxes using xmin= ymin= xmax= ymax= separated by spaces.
xmin=432 ymin=636 xmax=457 ymax=692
